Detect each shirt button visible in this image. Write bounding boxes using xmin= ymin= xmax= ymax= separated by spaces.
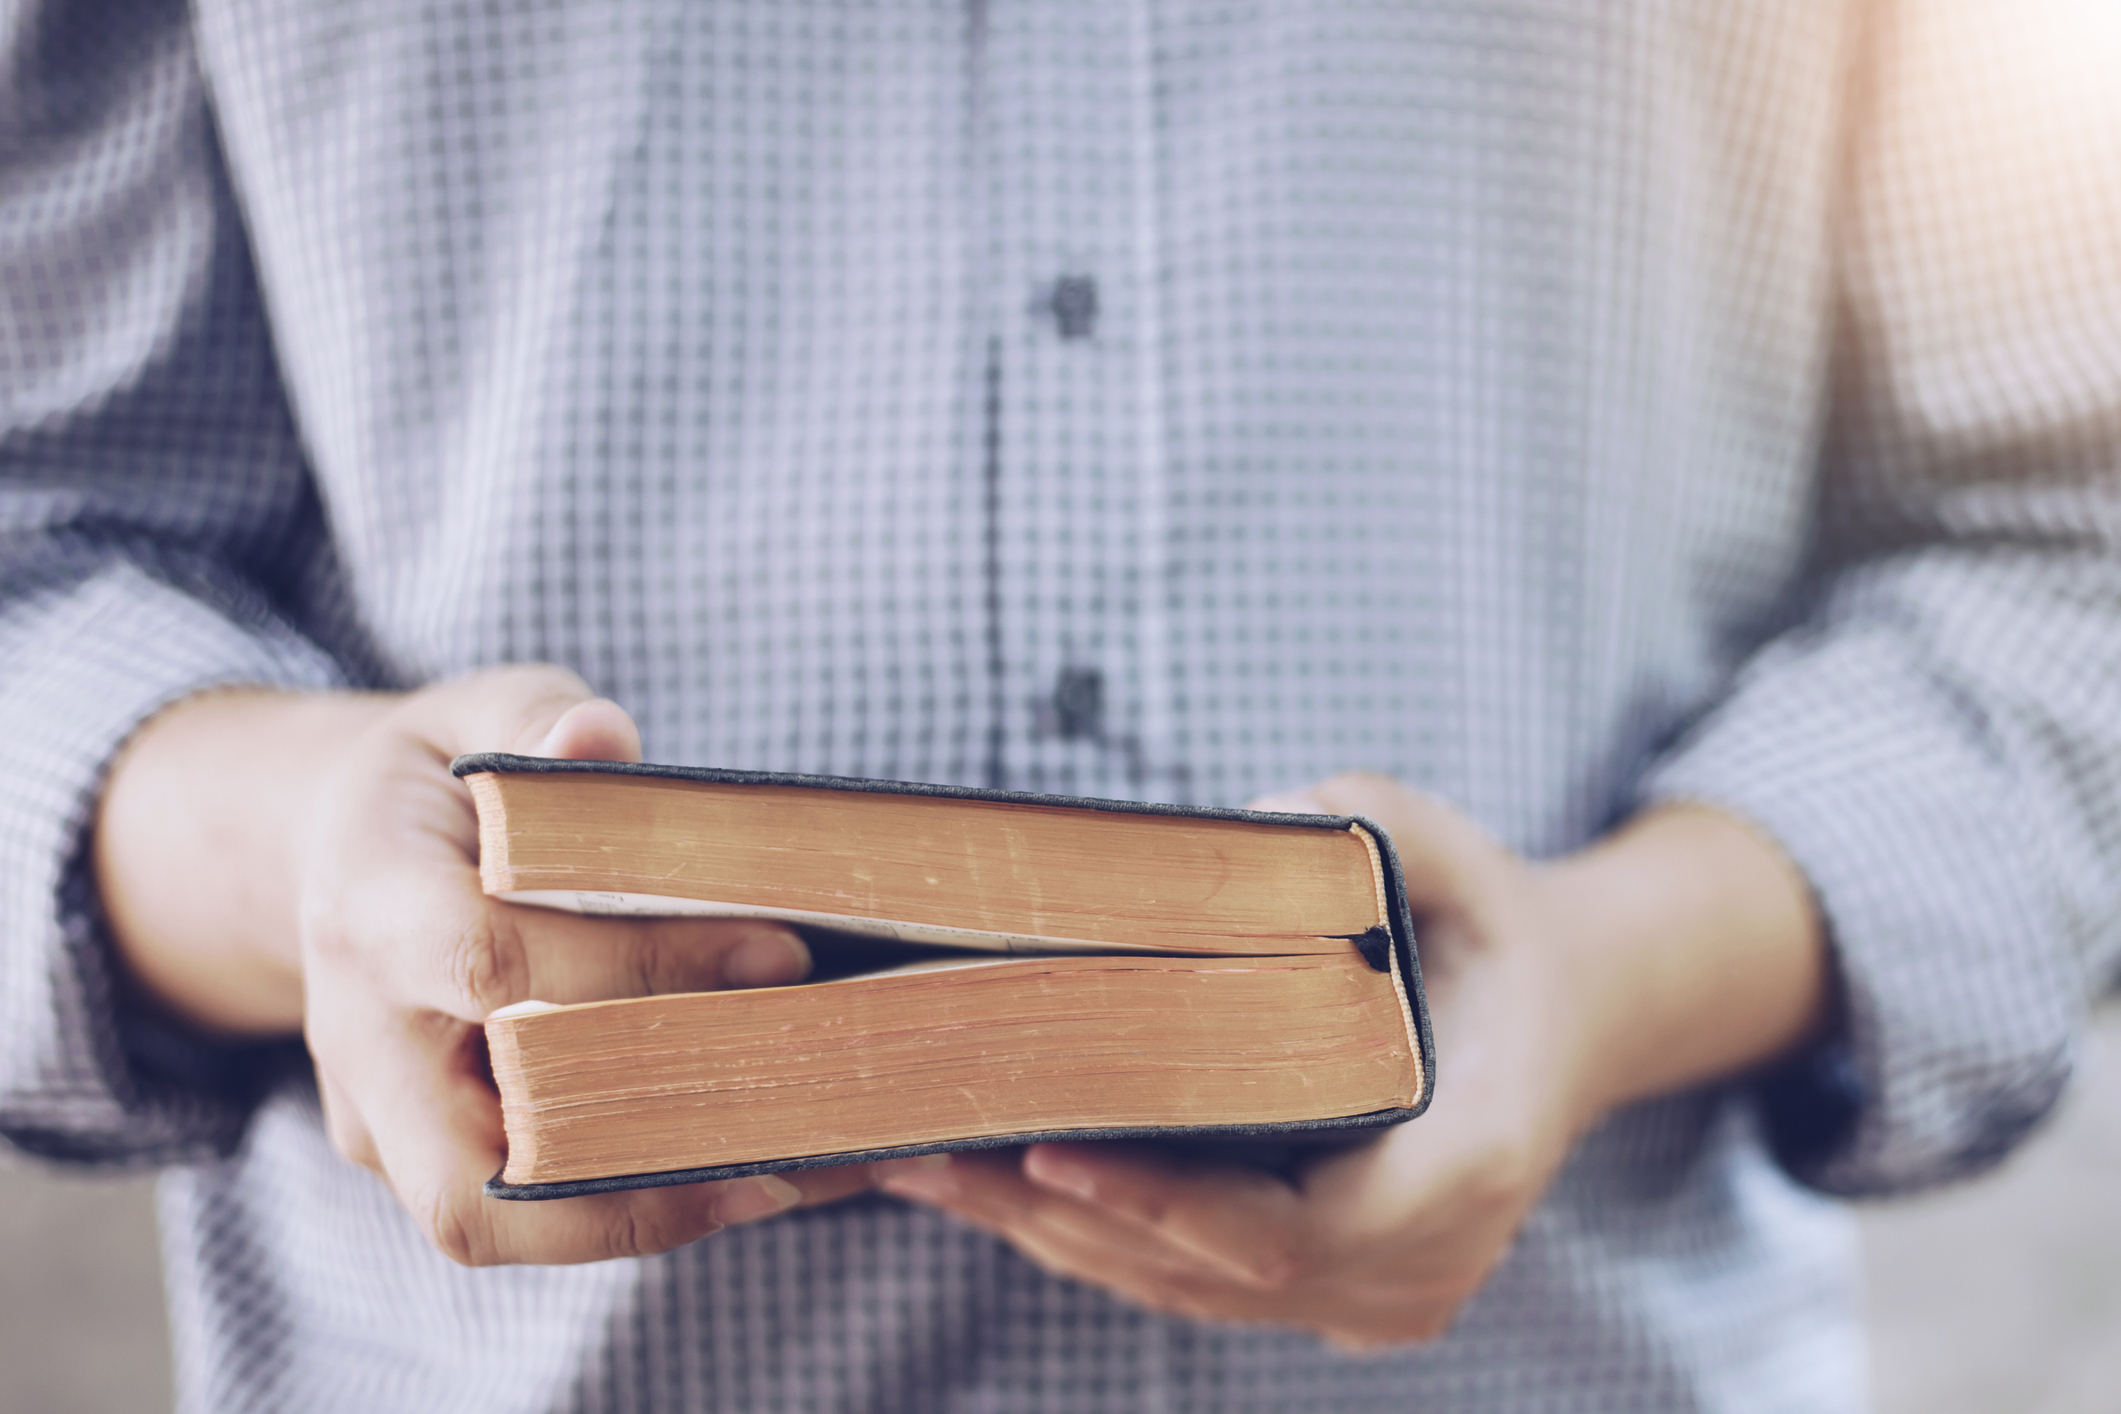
xmin=1046 ymin=667 xmax=1104 ymax=740
xmin=1045 ymin=275 xmax=1099 ymax=341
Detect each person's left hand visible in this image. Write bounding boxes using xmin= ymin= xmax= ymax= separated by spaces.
xmin=875 ymin=774 xmax=1613 ymax=1349
xmin=879 ymin=771 xmax=1830 ymax=1347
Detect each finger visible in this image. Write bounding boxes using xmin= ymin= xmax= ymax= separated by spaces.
xmin=531 ymin=696 xmax=642 ymax=763
xmin=998 ymin=1211 xmax=1466 ymax=1344
xmin=970 ymin=1177 xmax=1468 ymax=1345
xmin=881 ymin=1154 xmax=1462 ymax=1342
xmin=347 ymin=1000 xmax=802 ymax=1265
xmin=401 ymin=664 xmax=641 ymax=771
xmin=881 ymin=1150 xmax=1280 ymax=1289
xmin=914 ymin=1173 xmax=1461 ymax=1343
xmin=881 ymin=1152 xmax=1256 ymax=1293
xmin=512 ymin=913 xmax=813 ymax=1004
xmin=781 ymin=1161 xmax=878 ymax=1210
xmin=1295 ymin=1266 xmax=1477 ymax=1347
xmin=876 ymin=1149 xmax=1082 ymax=1237
xmin=344 ymin=861 xmax=809 ymax=1016
xmin=1292 ymin=1122 xmax=1531 ymax=1302
xmin=1021 ymin=1142 xmax=1313 ymax=1287
xmin=981 ymin=1205 xmax=1288 ymax=1326
xmin=875 ymin=1150 xmax=1158 ymax=1256
xmin=306 ymin=671 xmax=607 ymax=888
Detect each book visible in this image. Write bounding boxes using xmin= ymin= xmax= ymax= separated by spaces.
xmin=453 ymin=754 xmax=1434 ymax=1199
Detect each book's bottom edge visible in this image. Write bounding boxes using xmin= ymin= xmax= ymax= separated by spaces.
xmin=485 ymin=1104 xmax=1428 ymax=1200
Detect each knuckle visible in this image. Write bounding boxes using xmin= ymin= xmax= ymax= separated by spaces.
xmin=630 ymin=927 xmax=704 ymax=997
xmin=609 ymin=1200 xmax=707 ymax=1260
xmin=607 ymin=1206 xmax=651 ymax=1260
xmin=424 ymin=1192 xmax=494 ymax=1267
xmin=1257 ymin=1244 xmax=1313 ymax=1290
xmin=442 ymin=909 xmax=528 ymax=1016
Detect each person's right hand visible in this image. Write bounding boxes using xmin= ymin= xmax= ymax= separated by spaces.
xmin=98 ymin=665 xmax=873 ymax=1266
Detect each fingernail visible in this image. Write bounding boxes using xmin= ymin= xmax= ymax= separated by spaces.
xmin=723 ymin=929 xmax=811 ymax=988
xmin=1023 ymin=1149 xmax=1097 ymax=1201
xmin=714 ymin=1175 xmax=802 ymax=1226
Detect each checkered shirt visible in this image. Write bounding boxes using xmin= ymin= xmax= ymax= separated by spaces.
xmin=6 ymin=1 xmax=2121 ymax=1409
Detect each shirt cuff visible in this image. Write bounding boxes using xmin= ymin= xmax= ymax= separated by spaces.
xmin=1637 ymin=617 xmax=2078 ymax=1197
xmin=0 ymin=561 xmax=346 ymax=1168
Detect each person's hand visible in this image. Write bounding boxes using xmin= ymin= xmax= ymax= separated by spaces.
xmin=297 ymin=666 xmax=882 ymax=1264
xmin=879 ymin=775 xmax=1586 ymax=1346
xmin=98 ymin=666 xmax=874 ymax=1267
xmin=876 ymin=772 xmax=1827 ymax=1348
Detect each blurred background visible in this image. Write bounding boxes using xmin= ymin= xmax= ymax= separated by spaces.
xmin=6 ymin=1007 xmax=2119 ymax=1413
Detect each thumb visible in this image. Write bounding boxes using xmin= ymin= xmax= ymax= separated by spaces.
xmin=427 ymin=665 xmax=641 ymax=763
xmin=531 ymin=696 xmax=643 ymax=763
xmin=1304 ymin=772 xmax=1512 ymax=917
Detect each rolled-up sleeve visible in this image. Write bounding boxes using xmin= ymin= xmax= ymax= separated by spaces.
xmin=1641 ymin=2 xmax=2121 ymax=1196
xmin=1 ymin=4 xmax=348 ymax=1165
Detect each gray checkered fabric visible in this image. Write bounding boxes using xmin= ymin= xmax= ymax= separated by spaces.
xmin=7 ymin=0 xmax=2121 ymax=1409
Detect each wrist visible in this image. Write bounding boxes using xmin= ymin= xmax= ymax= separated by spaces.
xmin=1513 ymin=863 xmax=1644 ymax=1140
xmin=95 ymin=686 xmax=398 ymax=1036
xmin=1529 ymin=803 xmax=1829 ymax=1125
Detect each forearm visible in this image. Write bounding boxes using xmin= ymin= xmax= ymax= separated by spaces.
xmin=1541 ymin=802 xmax=1830 ymax=1125
xmin=93 ymin=688 xmax=395 ymax=1038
